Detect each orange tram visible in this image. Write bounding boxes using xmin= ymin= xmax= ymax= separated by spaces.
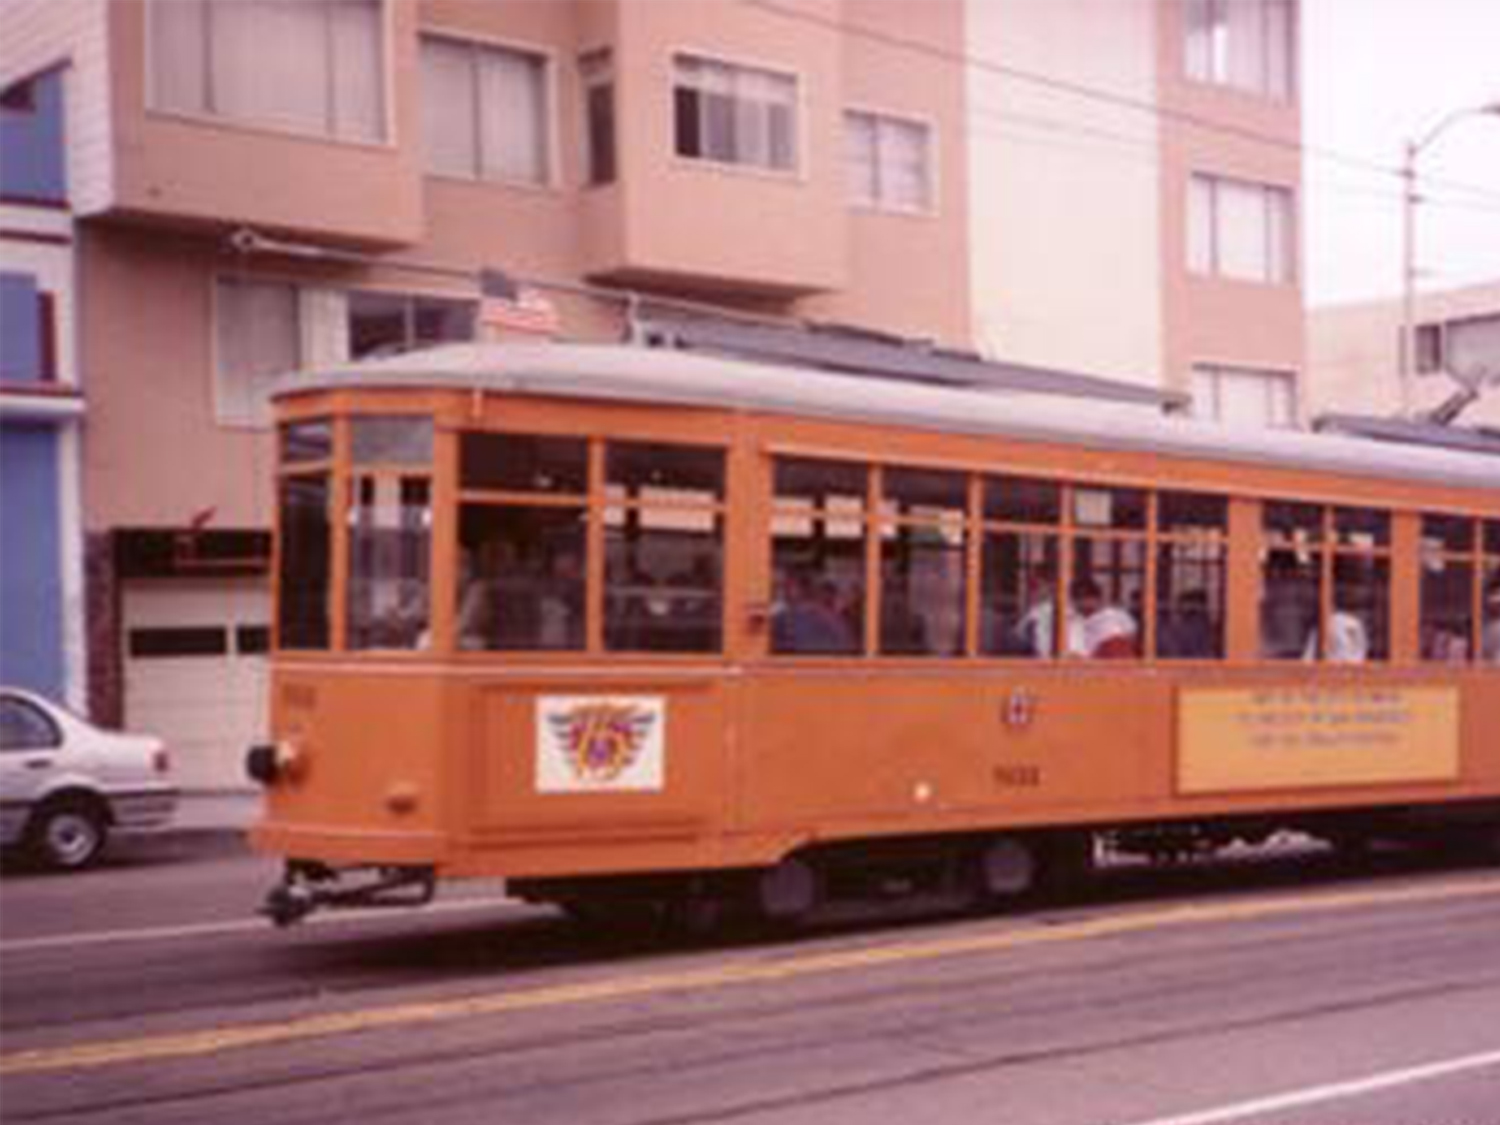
xmin=247 ymin=342 xmax=1500 ymax=926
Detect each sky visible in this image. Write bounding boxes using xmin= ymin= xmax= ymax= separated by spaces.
xmin=1304 ymin=0 xmax=1500 ymax=307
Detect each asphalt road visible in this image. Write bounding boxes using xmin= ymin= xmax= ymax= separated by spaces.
xmin=2 ymin=836 xmax=1499 ymax=1125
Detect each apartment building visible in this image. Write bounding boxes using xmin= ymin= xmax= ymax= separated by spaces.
xmin=2 ymin=62 xmax=86 ymax=711
xmin=1 ymin=0 xmax=973 ymax=788
xmin=1 ymin=0 xmax=1307 ymax=789
xmin=1308 ymin=282 xmax=1500 ymax=430
xmin=969 ymin=0 xmax=1304 ymax=424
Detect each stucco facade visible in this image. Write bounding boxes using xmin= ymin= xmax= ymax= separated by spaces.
xmin=2 ymin=0 xmax=1312 ymax=786
xmin=1 ymin=0 xmax=976 ymax=781
xmin=968 ymin=0 xmax=1305 ymax=409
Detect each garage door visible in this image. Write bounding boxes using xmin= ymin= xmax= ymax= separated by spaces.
xmin=123 ymin=578 xmax=270 ymax=791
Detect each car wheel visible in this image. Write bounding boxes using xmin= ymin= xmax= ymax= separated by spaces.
xmin=28 ymin=801 xmax=109 ymax=871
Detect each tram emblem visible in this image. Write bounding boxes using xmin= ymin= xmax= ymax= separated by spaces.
xmin=537 ymin=696 xmax=665 ymax=793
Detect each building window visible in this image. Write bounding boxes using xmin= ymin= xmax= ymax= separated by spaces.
xmin=215 ymin=278 xmax=301 ymax=429
xmin=422 ymin=35 xmax=550 ymax=185
xmin=1414 ymin=322 xmax=1445 ymax=375
xmin=845 ymin=110 xmax=933 ymax=213
xmin=1412 ymin=312 xmax=1500 ymax=377
xmin=1185 ymin=0 xmax=1295 ymax=100
xmin=1192 ymin=364 xmax=1297 ymax=428
xmin=673 ymin=54 xmax=797 ymax=174
xmin=1 ymin=69 xmax=66 ymax=204
xmin=1188 ymin=173 xmax=1295 ymax=283
xmin=579 ymin=48 xmax=615 ymax=186
xmin=0 ymin=273 xmax=57 ymax=384
xmin=149 ymin=0 xmax=385 ymax=144
xmin=348 ymin=291 xmax=476 ymax=359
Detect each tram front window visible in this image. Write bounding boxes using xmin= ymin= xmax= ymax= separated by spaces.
xmin=277 ymin=473 xmax=331 ymax=650
xmin=347 ymin=417 xmax=433 ymax=651
xmin=348 ymin=475 xmax=432 ymax=650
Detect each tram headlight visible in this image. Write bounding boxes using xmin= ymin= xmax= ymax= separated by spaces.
xmin=245 ymin=740 xmax=306 ymax=786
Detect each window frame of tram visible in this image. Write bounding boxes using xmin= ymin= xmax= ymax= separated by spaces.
xmin=1485 ymin=519 xmax=1500 ymax=664
xmin=770 ymin=460 xmax=1227 ymax=664
xmin=1260 ymin=501 xmax=1390 ymax=663
xmin=1067 ymin=484 xmax=1148 ymax=660
xmin=980 ymin=475 xmax=1062 ymax=658
xmin=1155 ymin=491 xmax=1228 ymax=660
xmin=603 ymin=440 xmax=725 ymax=654
xmin=770 ymin=457 xmax=868 ymax=657
xmin=275 ymin=418 xmax=334 ymax=650
xmin=879 ymin=466 xmax=967 ymax=657
xmin=454 ymin=431 xmax=726 ymax=656
xmin=457 ymin=432 xmax=589 ymax=653
xmin=345 ymin=416 xmax=435 ymax=652
xmin=1419 ymin=512 xmax=1496 ymax=664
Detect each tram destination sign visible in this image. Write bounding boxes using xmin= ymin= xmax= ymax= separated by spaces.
xmin=1177 ymin=685 xmax=1460 ymax=795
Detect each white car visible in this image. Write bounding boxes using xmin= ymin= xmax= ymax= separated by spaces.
xmin=0 ymin=687 xmax=177 ymax=870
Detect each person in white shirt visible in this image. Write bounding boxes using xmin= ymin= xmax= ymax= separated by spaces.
xmin=1015 ymin=568 xmax=1083 ymax=658
xmin=1069 ymin=577 xmax=1139 ymax=659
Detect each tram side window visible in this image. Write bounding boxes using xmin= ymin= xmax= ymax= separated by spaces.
xmin=1261 ymin=501 xmax=1322 ymax=660
xmin=1321 ymin=507 xmax=1390 ymax=663
xmin=604 ymin=442 xmax=724 ymax=653
xmin=277 ymin=473 xmax=331 ymax=649
xmin=459 ymin=506 xmax=585 ymax=651
xmin=1155 ymin=492 xmax=1226 ymax=659
xmin=1070 ymin=486 xmax=1146 ymax=659
xmin=1421 ymin=514 xmax=1476 ymax=663
xmin=771 ymin=458 xmax=865 ymax=656
xmin=980 ymin=475 xmax=1061 ymax=658
xmin=880 ymin=468 xmax=967 ymax=656
xmin=457 ymin=433 xmax=587 ymax=652
xmin=1484 ymin=521 xmax=1500 ymax=664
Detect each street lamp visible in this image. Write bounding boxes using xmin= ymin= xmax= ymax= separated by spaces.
xmin=1399 ymin=100 xmax=1500 ymax=416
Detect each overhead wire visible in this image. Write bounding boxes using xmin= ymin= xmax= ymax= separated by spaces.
xmin=739 ymin=0 xmax=1500 ymax=213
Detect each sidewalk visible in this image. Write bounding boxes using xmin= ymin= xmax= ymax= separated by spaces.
xmin=171 ymin=790 xmax=261 ymax=834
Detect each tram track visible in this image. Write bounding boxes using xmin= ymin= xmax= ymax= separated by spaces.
xmin=5 ymin=868 xmax=1500 ymax=1124
xmin=11 ymin=951 xmax=1500 ymax=1125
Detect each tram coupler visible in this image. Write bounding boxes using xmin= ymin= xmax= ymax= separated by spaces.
xmin=260 ymin=861 xmax=437 ymax=927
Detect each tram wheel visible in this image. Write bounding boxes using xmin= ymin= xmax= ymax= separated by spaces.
xmin=756 ymin=855 xmax=822 ymax=924
xmin=971 ymin=836 xmax=1037 ymax=906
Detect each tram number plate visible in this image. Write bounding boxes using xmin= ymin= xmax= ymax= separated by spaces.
xmin=994 ymin=764 xmax=1043 ymax=789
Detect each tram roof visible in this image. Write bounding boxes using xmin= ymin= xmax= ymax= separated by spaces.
xmin=280 ymin=342 xmax=1500 ymax=497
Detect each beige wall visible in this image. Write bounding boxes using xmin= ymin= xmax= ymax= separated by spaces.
xmin=1307 ymin=282 xmax=1500 ymax=427
xmin=106 ymin=0 xmax=425 ymax=245
xmin=967 ymin=0 xmax=1164 ymax=386
xmin=1155 ymin=0 xmax=1304 ymax=407
xmin=79 ymin=226 xmax=273 ymax=530
xmin=75 ymin=0 xmax=975 ymax=536
xmin=799 ymin=0 xmax=969 ymax=342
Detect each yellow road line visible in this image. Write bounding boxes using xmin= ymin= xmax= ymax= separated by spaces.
xmin=5 ymin=874 xmax=1499 ymax=1077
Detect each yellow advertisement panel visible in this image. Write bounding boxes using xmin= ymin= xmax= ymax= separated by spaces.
xmin=1178 ymin=686 xmax=1460 ymax=795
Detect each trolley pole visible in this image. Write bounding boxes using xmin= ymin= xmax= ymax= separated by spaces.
xmin=1398 ymin=102 xmax=1500 ymax=418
